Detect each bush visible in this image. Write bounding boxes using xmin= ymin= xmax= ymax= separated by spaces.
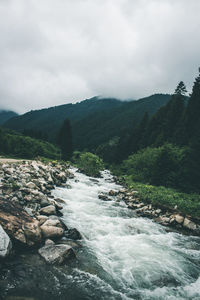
xmin=124 ymin=176 xmax=200 ymax=218
xmin=74 ymin=152 xmax=104 ymax=177
xmin=0 ymin=127 xmax=60 ymax=159
xmin=120 ymin=144 xmax=186 ymax=189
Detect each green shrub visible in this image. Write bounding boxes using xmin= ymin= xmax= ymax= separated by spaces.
xmin=124 ymin=176 xmax=200 ymax=218
xmin=74 ymin=152 xmax=104 ymax=177
xmin=0 ymin=127 xmax=60 ymax=160
xmin=120 ymin=143 xmax=186 ymax=189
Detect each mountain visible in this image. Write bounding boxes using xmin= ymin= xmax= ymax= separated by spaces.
xmin=4 ymin=97 xmax=122 ymax=141
xmin=0 ymin=110 xmax=18 ymax=125
xmin=4 ymin=94 xmax=171 ymax=151
xmin=72 ymin=94 xmax=171 ymax=150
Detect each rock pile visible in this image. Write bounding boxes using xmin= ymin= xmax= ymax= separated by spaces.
xmin=0 ymin=160 xmax=80 ymax=264
xmin=106 ymin=189 xmax=200 ymax=235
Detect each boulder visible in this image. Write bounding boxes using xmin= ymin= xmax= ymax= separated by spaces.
xmin=39 ymin=205 xmax=56 ymax=216
xmin=42 ymin=218 xmax=63 ymax=228
xmin=109 ymin=190 xmax=118 ymax=196
xmin=38 ymin=244 xmax=75 ymax=265
xmin=23 ymin=219 xmax=42 ymax=246
xmin=45 ymin=239 xmax=55 ymax=245
xmin=64 ymin=228 xmax=82 ymax=240
xmin=175 ymin=214 xmax=184 ymax=224
xmin=40 ymin=225 xmax=64 ymax=238
xmin=0 ymin=225 xmax=12 ymax=258
xmin=54 ymin=198 xmax=65 ymax=204
xmin=98 ymin=194 xmax=112 ymax=201
xmin=37 ymin=215 xmax=48 ymax=225
xmin=26 ymin=182 xmax=37 ymax=189
xmin=183 ymin=218 xmax=197 ymax=230
xmin=40 ymin=199 xmax=50 ymax=207
xmin=155 ymin=216 xmax=170 ymax=225
xmin=54 ymin=201 xmax=63 ymax=210
xmin=0 ymin=197 xmax=40 ymax=246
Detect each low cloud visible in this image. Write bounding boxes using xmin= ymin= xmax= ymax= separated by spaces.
xmin=0 ymin=0 xmax=200 ymax=113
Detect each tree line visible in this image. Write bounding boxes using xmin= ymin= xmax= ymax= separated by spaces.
xmin=104 ymin=70 xmax=200 ymax=193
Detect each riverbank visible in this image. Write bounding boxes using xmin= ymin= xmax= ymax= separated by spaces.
xmin=116 ymin=175 xmax=200 ymax=235
xmin=0 ymin=160 xmax=82 ymax=264
xmin=1 ymin=164 xmax=200 ymax=299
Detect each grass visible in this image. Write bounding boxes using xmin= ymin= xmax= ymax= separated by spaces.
xmin=123 ymin=175 xmax=200 ymax=219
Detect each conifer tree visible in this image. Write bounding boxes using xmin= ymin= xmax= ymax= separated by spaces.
xmin=184 ymin=68 xmax=200 ymax=143
xmin=57 ymin=119 xmax=73 ymax=160
xmin=175 ymin=81 xmax=187 ymax=95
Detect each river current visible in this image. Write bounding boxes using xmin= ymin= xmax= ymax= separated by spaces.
xmin=53 ymin=168 xmax=200 ymax=300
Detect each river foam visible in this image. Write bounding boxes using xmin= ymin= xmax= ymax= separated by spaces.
xmin=53 ymin=169 xmax=200 ymax=299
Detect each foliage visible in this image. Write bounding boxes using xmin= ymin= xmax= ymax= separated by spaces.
xmin=57 ymin=119 xmax=73 ymax=161
xmin=0 ymin=110 xmax=18 ymax=125
xmin=4 ymin=94 xmax=171 ymax=151
xmin=0 ymin=127 xmax=60 ymax=159
xmin=175 ymin=81 xmax=187 ymax=95
xmin=119 ymin=144 xmax=186 ymax=189
xmin=74 ymin=152 xmax=104 ymax=177
xmin=123 ymin=176 xmax=200 ymax=218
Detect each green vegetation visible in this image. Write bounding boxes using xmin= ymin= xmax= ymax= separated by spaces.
xmin=0 ymin=127 xmax=60 ymax=159
xmin=123 ymin=176 xmax=200 ymax=218
xmin=0 ymin=110 xmax=18 ymax=125
xmin=57 ymin=119 xmax=73 ymax=160
xmin=1 ymin=68 xmax=200 ymax=217
xmin=73 ymin=152 xmax=104 ymax=177
xmin=110 ymin=70 xmax=200 ymax=194
xmin=3 ymin=94 xmax=170 ymax=151
xmin=118 ymin=144 xmax=185 ymax=189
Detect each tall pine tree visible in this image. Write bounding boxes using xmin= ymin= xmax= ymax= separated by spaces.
xmin=57 ymin=119 xmax=73 ymax=160
xmin=184 ymin=68 xmax=200 ymax=143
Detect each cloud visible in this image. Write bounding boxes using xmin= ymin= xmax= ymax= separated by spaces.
xmin=0 ymin=0 xmax=200 ymax=113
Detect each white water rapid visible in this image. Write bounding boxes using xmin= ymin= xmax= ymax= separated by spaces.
xmin=53 ymin=169 xmax=200 ymax=300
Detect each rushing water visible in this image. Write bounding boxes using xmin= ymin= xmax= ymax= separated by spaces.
xmin=53 ymin=169 xmax=200 ymax=300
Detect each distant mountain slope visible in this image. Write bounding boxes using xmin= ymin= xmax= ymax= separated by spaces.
xmin=72 ymin=94 xmax=171 ymax=150
xmin=4 ymin=94 xmax=171 ymax=150
xmin=4 ymin=97 xmax=122 ymax=140
xmin=0 ymin=110 xmax=18 ymax=125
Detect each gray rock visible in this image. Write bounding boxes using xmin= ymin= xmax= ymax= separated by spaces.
xmin=54 ymin=198 xmax=65 ymax=204
xmin=64 ymin=228 xmax=82 ymax=240
xmin=40 ymin=225 xmax=64 ymax=238
xmin=175 ymin=214 xmax=184 ymax=224
xmin=40 ymin=199 xmax=50 ymax=207
xmin=109 ymin=190 xmax=118 ymax=196
xmin=24 ymin=207 xmax=34 ymax=216
xmin=26 ymin=182 xmax=37 ymax=189
xmin=45 ymin=239 xmax=55 ymax=245
xmin=43 ymin=218 xmax=63 ymax=228
xmin=37 ymin=215 xmax=48 ymax=225
xmin=0 ymin=225 xmax=12 ymax=258
xmin=183 ymin=218 xmax=197 ymax=230
xmin=39 ymin=205 xmax=56 ymax=215
xmin=38 ymin=244 xmax=75 ymax=265
xmin=98 ymin=194 xmax=112 ymax=201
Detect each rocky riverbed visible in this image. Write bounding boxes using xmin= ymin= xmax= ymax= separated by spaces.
xmin=99 ymin=187 xmax=200 ymax=236
xmin=0 ymin=161 xmax=200 ymax=299
xmin=0 ymin=160 xmax=82 ymax=266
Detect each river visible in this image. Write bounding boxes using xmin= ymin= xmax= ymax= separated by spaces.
xmin=52 ymin=168 xmax=200 ymax=300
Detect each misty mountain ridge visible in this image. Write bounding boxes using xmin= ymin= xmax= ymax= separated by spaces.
xmin=4 ymin=94 xmax=171 ymax=151
xmin=0 ymin=110 xmax=18 ymax=125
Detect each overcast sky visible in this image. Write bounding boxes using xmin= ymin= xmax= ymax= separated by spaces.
xmin=0 ymin=0 xmax=200 ymax=113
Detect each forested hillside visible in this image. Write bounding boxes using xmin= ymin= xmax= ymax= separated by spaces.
xmin=0 ymin=127 xmax=59 ymax=159
xmin=4 ymin=94 xmax=171 ymax=151
xmin=111 ymin=74 xmax=200 ymax=194
xmin=0 ymin=110 xmax=18 ymax=125
xmin=72 ymin=94 xmax=171 ymax=150
xmin=4 ymin=97 xmax=122 ymax=142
